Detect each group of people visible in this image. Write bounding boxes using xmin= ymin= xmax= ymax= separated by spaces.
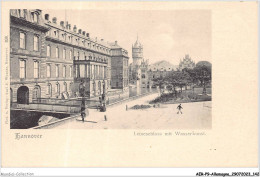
xmin=80 ymin=97 xmax=184 ymax=122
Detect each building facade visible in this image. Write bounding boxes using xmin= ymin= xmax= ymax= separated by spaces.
xmin=179 ymin=54 xmax=196 ymax=71
xmin=10 ymin=9 xmax=129 ymax=105
xmin=10 ymin=9 xmax=49 ymax=104
xmin=110 ymin=41 xmax=129 ymax=90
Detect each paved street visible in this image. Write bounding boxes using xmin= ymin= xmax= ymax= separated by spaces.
xmin=53 ymin=93 xmax=212 ymax=129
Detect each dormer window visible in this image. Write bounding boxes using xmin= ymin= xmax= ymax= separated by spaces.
xmin=18 ymin=9 xmax=25 ymax=18
xmin=32 ymin=12 xmax=38 ymax=23
xmin=54 ymin=31 xmax=57 ymax=37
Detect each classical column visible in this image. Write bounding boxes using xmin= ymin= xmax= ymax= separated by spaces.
xmin=90 ymin=64 xmax=92 ymax=79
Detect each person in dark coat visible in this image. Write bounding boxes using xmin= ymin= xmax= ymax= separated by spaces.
xmin=81 ymin=100 xmax=86 ymax=122
xmin=177 ymin=104 xmax=183 ymax=114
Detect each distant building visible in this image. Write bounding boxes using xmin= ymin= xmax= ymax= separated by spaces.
xmin=147 ymin=60 xmax=177 ymax=81
xmin=179 ymin=54 xmax=196 ymax=71
xmin=140 ymin=60 xmax=149 ymax=88
xmin=129 ymin=37 xmax=149 ymax=88
xmin=110 ymin=41 xmax=129 ymax=90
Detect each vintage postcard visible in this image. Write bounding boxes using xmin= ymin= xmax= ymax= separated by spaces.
xmin=1 ymin=1 xmax=258 ymax=169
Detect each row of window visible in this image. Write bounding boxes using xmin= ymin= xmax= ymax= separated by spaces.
xmin=46 ymin=46 xmax=72 ymax=60
xmin=46 ymin=64 xmax=72 ymax=78
xmin=17 ymin=10 xmax=39 ymax=23
xmin=19 ymin=32 xmax=109 ymax=63
xmin=47 ymin=29 xmax=111 ymax=54
xmin=46 ymin=82 xmax=71 ymax=96
xmin=75 ymin=64 xmax=107 ymax=79
xmin=46 ymin=45 xmax=109 ymax=63
xmin=20 ymin=32 xmax=39 ymax=51
xmin=19 ymin=60 xmax=72 ymax=79
xmin=19 ymin=60 xmax=39 ymax=79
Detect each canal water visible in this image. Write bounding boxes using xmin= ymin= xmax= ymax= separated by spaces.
xmin=10 ymin=87 xmax=158 ymax=129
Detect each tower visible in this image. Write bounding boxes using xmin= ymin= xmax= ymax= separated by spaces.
xmin=132 ymin=36 xmax=143 ymax=66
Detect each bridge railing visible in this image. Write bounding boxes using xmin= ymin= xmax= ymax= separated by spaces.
xmin=11 ymin=102 xmax=81 ymax=114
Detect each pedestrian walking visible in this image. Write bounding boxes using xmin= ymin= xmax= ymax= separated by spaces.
xmin=177 ymin=104 xmax=183 ymax=114
xmin=81 ymin=100 xmax=86 ymax=122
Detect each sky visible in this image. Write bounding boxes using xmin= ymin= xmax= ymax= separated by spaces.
xmin=43 ymin=9 xmax=211 ymax=65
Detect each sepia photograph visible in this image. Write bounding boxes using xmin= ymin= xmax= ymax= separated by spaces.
xmin=1 ymin=1 xmax=258 ymax=172
xmin=10 ymin=9 xmax=212 ymax=129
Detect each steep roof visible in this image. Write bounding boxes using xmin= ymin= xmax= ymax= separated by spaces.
xmin=133 ymin=36 xmax=142 ymax=48
xmin=148 ymin=60 xmax=178 ymax=71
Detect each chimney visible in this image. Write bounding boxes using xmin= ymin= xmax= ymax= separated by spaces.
xmin=78 ymin=29 xmax=82 ymax=34
xmin=86 ymin=33 xmax=89 ymax=37
xmin=73 ymin=25 xmax=77 ymax=32
xmin=45 ymin=14 xmax=49 ymax=21
xmin=60 ymin=21 xmax=64 ymax=28
xmin=52 ymin=17 xmax=57 ymax=24
xmin=101 ymin=39 xmax=104 ymax=42
xmin=68 ymin=24 xmax=71 ymax=30
xmin=115 ymin=41 xmax=118 ymax=45
xmin=82 ymin=31 xmax=86 ymax=35
xmin=95 ymin=37 xmax=97 ymax=42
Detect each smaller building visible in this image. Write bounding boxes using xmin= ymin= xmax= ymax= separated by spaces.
xmin=140 ymin=60 xmax=149 ymax=88
xmin=110 ymin=41 xmax=129 ymax=90
xmin=179 ymin=54 xmax=196 ymax=71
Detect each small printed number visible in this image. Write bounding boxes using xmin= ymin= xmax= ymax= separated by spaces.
xmin=5 ymin=36 xmax=8 ymax=43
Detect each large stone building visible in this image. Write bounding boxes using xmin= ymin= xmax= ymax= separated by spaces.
xmin=44 ymin=15 xmax=112 ymax=98
xmin=10 ymin=9 xmax=49 ymax=104
xmin=179 ymin=54 xmax=196 ymax=71
xmin=10 ymin=9 xmax=129 ymax=105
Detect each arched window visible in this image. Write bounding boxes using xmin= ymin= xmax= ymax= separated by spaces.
xmin=33 ymin=85 xmax=41 ymax=100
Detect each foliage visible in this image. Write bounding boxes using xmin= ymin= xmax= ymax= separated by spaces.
xmin=131 ymin=104 xmax=152 ymax=109
xmin=151 ymin=64 xmax=212 ymax=97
